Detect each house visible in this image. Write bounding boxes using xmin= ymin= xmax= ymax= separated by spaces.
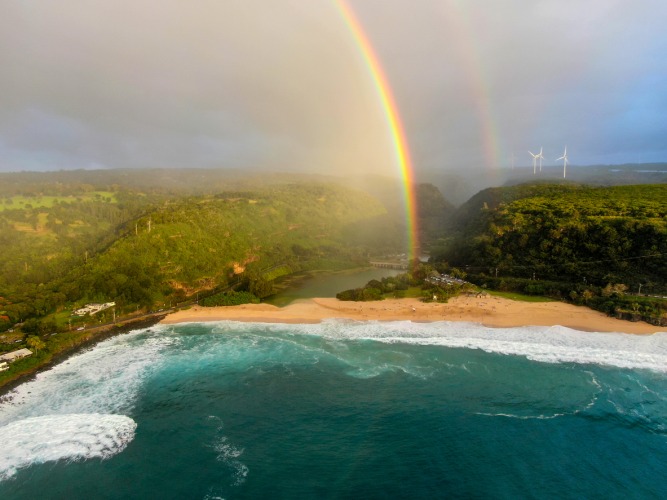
xmin=0 ymin=348 xmax=33 ymax=363
xmin=73 ymin=302 xmax=116 ymax=316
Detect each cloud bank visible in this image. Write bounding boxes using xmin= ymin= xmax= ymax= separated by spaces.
xmin=1 ymin=0 xmax=666 ymax=174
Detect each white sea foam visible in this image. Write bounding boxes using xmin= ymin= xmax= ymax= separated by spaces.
xmin=0 ymin=327 xmax=172 ymax=425
xmin=214 ymin=437 xmax=248 ymax=486
xmin=240 ymin=319 xmax=667 ymax=373
xmin=0 ymin=413 xmax=136 ymax=480
xmin=0 ymin=328 xmax=162 ymax=481
xmin=207 ymin=416 xmax=248 ymax=486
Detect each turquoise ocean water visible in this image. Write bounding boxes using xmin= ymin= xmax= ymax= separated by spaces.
xmin=1 ymin=320 xmax=667 ymax=499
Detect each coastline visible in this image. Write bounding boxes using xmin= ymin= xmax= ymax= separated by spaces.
xmin=2 ymin=297 xmax=662 ymax=397
xmin=0 ymin=315 xmax=166 ymax=398
xmin=161 ymin=296 xmax=664 ymax=335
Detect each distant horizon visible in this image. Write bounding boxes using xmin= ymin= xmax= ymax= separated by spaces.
xmin=1 ymin=160 xmax=667 ymax=177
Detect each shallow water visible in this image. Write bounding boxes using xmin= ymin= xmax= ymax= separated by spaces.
xmin=1 ymin=320 xmax=667 ymax=498
xmin=265 ymin=267 xmax=401 ymax=306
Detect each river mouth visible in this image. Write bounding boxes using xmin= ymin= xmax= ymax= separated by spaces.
xmin=265 ymin=267 xmax=402 ymax=307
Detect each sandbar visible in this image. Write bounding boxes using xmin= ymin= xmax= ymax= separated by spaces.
xmin=160 ymin=296 xmax=664 ymax=335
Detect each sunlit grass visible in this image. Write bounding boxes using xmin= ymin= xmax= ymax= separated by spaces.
xmin=0 ymin=192 xmax=117 ymax=211
xmin=488 ymin=290 xmax=554 ymax=302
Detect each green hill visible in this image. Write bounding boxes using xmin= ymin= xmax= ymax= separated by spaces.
xmin=432 ymin=183 xmax=667 ymax=312
xmin=0 ymin=182 xmax=395 ymax=330
xmin=436 ymin=183 xmax=666 ymax=285
xmin=71 ymin=184 xmax=388 ymax=308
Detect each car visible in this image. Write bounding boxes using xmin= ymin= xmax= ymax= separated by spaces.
xmin=76 ymin=327 xmax=85 ymax=331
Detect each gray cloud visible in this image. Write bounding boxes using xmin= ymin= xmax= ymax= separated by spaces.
xmin=1 ymin=0 xmax=666 ymax=174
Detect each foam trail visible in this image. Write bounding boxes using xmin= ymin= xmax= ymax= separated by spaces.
xmin=0 ymin=414 xmax=136 ymax=480
xmin=207 ymin=416 xmax=248 ymax=486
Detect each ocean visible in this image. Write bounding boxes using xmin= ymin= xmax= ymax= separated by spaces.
xmin=1 ymin=320 xmax=666 ymax=499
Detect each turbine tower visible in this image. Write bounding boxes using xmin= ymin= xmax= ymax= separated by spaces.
xmin=556 ymin=146 xmax=569 ymax=178
xmin=537 ymin=147 xmax=544 ymax=172
xmin=528 ymin=150 xmax=538 ymax=174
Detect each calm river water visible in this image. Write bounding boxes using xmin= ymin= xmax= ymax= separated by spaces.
xmin=265 ymin=267 xmax=401 ymax=306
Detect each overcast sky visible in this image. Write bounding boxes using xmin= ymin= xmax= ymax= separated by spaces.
xmin=1 ymin=0 xmax=666 ymax=175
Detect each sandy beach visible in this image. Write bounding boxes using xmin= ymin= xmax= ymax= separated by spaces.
xmin=161 ymin=296 xmax=664 ymax=335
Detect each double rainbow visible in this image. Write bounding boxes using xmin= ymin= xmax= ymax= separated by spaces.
xmin=335 ymin=0 xmax=420 ymax=260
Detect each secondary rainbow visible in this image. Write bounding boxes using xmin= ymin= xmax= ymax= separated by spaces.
xmin=440 ymin=1 xmax=502 ymax=173
xmin=334 ymin=0 xmax=420 ymax=259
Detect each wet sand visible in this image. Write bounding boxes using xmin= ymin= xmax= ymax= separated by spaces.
xmin=161 ymin=296 xmax=663 ymax=335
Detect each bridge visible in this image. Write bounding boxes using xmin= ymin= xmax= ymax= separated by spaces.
xmin=370 ymin=261 xmax=409 ymax=270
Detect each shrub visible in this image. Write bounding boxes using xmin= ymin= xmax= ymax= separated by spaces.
xmin=200 ymin=291 xmax=259 ymax=307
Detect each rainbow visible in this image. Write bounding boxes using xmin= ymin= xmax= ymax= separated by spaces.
xmin=334 ymin=0 xmax=420 ymax=260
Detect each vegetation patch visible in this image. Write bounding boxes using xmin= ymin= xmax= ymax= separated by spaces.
xmin=487 ymin=290 xmax=554 ymax=302
xmin=199 ymin=291 xmax=260 ymax=307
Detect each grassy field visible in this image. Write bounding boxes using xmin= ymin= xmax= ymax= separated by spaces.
xmin=488 ymin=290 xmax=555 ymax=302
xmin=396 ymin=286 xmax=425 ymax=299
xmin=0 ymin=192 xmax=117 ymax=211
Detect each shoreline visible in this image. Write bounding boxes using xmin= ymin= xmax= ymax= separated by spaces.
xmin=1 ymin=297 xmax=662 ymax=397
xmin=161 ymin=296 xmax=664 ymax=335
xmin=0 ymin=315 xmax=166 ymax=398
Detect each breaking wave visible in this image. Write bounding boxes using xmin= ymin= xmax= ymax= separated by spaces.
xmin=0 ymin=327 xmax=172 ymax=425
xmin=208 ymin=319 xmax=667 ymax=372
xmin=0 ymin=413 xmax=136 ymax=480
xmin=0 ymin=327 xmax=165 ymax=482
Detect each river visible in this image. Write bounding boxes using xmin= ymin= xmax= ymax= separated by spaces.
xmin=265 ymin=267 xmax=402 ymax=306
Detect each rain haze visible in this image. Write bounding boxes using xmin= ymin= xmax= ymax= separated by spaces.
xmin=1 ymin=0 xmax=666 ymax=176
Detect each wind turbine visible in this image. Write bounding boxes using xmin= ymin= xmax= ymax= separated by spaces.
xmin=556 ymin=146 xmax=569 ymax=178
xmin=528 ymin=150 xmax=538 ymax=174
xmin=537 ymin=147 xmax=544 ymax=172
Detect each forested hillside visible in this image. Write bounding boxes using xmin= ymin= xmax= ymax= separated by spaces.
xmin=0 ymin=179 xmax=395 ymax=333
xmin=431 ymin=183 xmax=667 ymax=323
xmin=68 ymin=184 xmax=387 ymax=310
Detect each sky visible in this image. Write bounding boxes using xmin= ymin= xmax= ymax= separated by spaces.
xmin=1 ymin=0 xmax=666 ymax=176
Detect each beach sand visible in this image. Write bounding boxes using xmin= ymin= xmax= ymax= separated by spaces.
xmin=160 ymin=296 xmax=663 ymax=335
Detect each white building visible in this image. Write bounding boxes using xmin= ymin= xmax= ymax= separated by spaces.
xmin=0 ymin=348 xmax=33 ymax=363
xmin=73 ymin=302 xmax=116 ymax=316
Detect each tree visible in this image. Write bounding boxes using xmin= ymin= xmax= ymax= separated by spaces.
xmin=581 ymin=289 xmax=595 ymax=304
xmin=249 ymin=278 xmax=273 ymax=299
xmin=449 ymin=268 xmax=467 ymax=280
xmin=26 ymin=335 xmax=46 ymax=351
xmin=602 ymin=283 xmax=628 ymax=297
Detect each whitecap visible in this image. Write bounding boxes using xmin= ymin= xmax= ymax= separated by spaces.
xmin=0 ymin=413 xmax=137 ymax=481
xmin=0 ymin=327 xmax=172 ymax=425
xmin=209 ymin=319 xmax=667 ymax=373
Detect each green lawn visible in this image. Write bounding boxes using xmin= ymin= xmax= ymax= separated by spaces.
xmin=387 ymin=286 xmax=424 ymax=299
xmin=488 ymin=290 xmax=555 ymax=302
